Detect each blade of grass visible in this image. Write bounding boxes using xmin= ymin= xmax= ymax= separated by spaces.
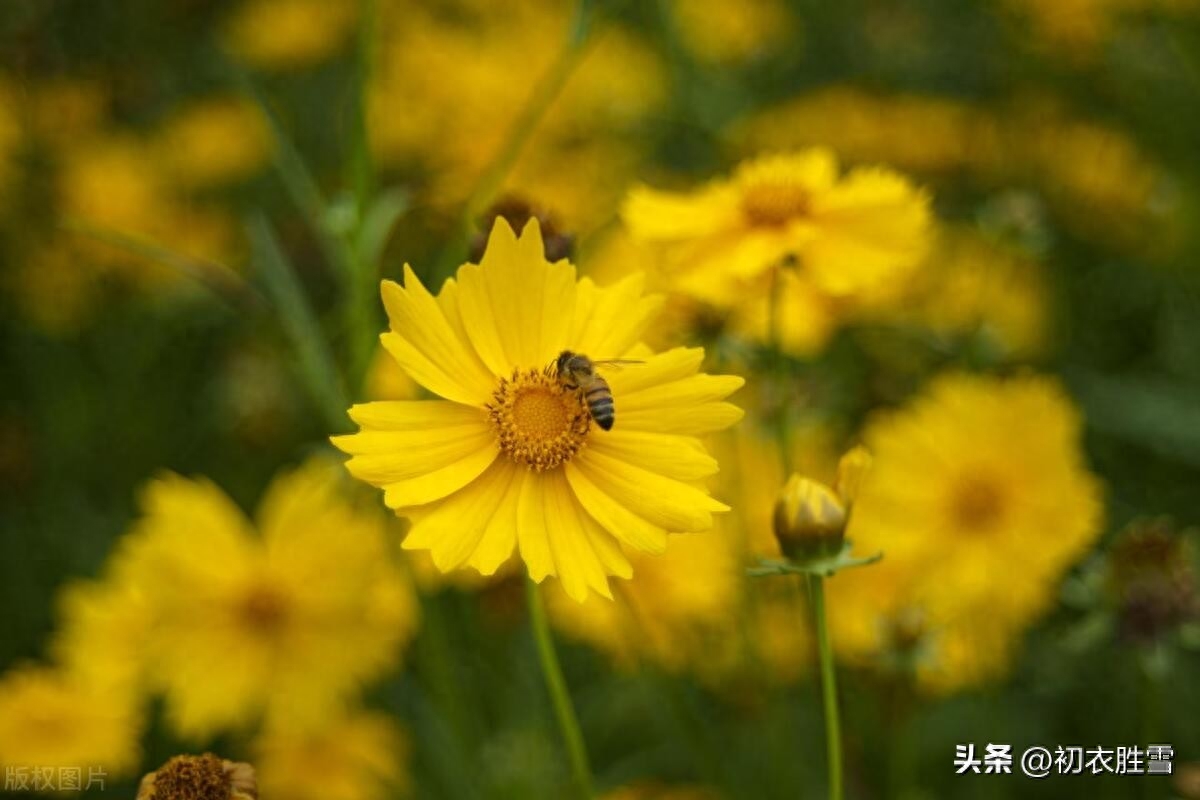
xmin=431 ymin=0 xmax=595 ymax=279
xmin=247 ymin=214 xmax=349 ymax=432
xmin=59 ymin=218 xmax=262 ymax=312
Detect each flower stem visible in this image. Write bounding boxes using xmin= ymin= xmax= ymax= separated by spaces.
xmin=433 ymin=0 xmax=592 ymax=279
xmin=768 ymin=263 xmax=793 ymax=474
xmin=526 ymin=579 xmax=594 ymax=799
xmin=808 ymin=574 xmax=844 ymax=800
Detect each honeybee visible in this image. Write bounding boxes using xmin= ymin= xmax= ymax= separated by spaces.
xmin=552 ymin=350 xmax=642 ymax=431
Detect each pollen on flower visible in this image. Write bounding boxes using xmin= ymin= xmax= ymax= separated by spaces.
xmin=142 ymin=753 xmax=232 ymax=800
xmin=488 ymin=368 xmax=591 ymax=471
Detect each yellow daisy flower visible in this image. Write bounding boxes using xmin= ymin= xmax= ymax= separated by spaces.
xmin=255 ymin=711 xmax=409 ymax=800
xmin=842 ymin=372 xmax=1104 ymax=691
xmin=0 ymin=665 xmax=142 ymax=778
xmin=623 ymin=149 xmax=932 ymax=309
xmin=333 ymin=220 xmax=744 ymax=602
xmin=122 ymin=457 xmax=418 ymax=739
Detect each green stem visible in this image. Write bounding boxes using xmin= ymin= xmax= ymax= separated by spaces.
xmin=768 ymin=264 xmax=793 ymax=474
xmin=526 ymin=579 xmax=594 ymax=799
xmin=344 ymin=0 xmax=382 ymax=392
xmin=433 ymin=0 xmax=592 ymax=278
xmin=809 ymin=574 xmax=844 ymax=800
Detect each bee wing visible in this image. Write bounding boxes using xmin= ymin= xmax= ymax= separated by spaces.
xmin=590 ymin=358 xmax=645 ymax=371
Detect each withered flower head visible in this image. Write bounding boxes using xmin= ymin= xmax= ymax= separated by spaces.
xmin=137 ymin=753 xmax=257 ymax=800
xmin=469 ymin=194 xmax=574 ymax=262
xmin=1108 ymin=518 xmax=1198 ymax=644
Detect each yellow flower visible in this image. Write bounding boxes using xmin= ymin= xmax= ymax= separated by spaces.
xmin=546 ymin=530 xmax=741 ymax=676
xmin=255 ymin=712 xmax=409 ymax=800
xmin=333 ymin=220 xmax=743 ymax=601
xmin=222 ymin=0 xmax=358 ymax=71
xmin=885 ymin=228 xmax=1049 ymax=359
xmin=152 ymin=96 xmax=272 ymax=189
xmin=623 ymin=149 xmax=932 ymax=309
xmin=122 ymin=457 xmax=418 ymax=738
xmin=0 ymin=665 xmax=142 ymax=778
xmin=841 ymin=372 xmax=1105 ymax=691
xmin=52 ymin=575 xmax=149 ymax=699
xmin=668 ymin=0 xmax=795 ymax=65
xmin=732 ymin=88 xmax=1173 ymax=257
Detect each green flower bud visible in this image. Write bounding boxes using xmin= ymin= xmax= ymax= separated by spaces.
xmin=773 ymin=475 xmax=847 ymax=561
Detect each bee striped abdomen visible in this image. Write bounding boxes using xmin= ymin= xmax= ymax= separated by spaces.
xmin=585 ymin=379 xmax=615 ymax=430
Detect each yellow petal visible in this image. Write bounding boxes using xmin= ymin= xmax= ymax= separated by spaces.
xmin=379 ymin=267 xmax=494 ymax=404
xmin=456 ymin=218 xmax=576 ymax=372
xmin=606 ymin=347 xmax=705 ymax=395
xmin=345 ymin=399 xmax=486 ymax=431
xmin=575 ymin=449 xmax=727 ymax=533
xmin=381 ymin=443 xmax=498 ymax=508
xmin=570 ymin=273 xmax=663 ymax=359
xmin=403 ymin=459 xmax=518 ymax=573
xmin=466 ymin=463 xmax=523 ymax=575
xmin=806 ymin=167 xmax=931 ymax=296
xmin=516 ymin=469 xmax=554 ymax=582
xmin=334 ymin=420 xmax=492 ymax=478
xmin=619 ymin=374 xmax=745 ymax=412
xmin=543 ymin=471 xmax=612 ymax=601
xmin=565 ymin=462 xmax=667 ymax=554
xmin=620 ymin=402 xmax=744 ymax=435
xmin=622 ymin=181 xmax=742 ymax=240
xmin=588 ymin=429 xmax=718 ymax=481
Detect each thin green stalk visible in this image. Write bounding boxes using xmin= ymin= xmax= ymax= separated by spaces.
xmin=60 ymin=219 xmax=260 ymax=311
xmin=433 ymin=0 xmax=593 ymax=278
xmin=526 ymin=579 xmax=594 ymax=799
xmin=247 ymin=215 xmax=349 ymax=432
xmin=343 ymin=0 xmax=382 ymax=391
xmin=768 ymin=263 xmax=793 ymax=474
xmin=809 ymin=574 xmax=844 ymax=800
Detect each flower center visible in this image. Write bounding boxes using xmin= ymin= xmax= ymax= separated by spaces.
xmin=149 ymin=754 xmax=231 ymax=800
xmin=739 ymin=177 xmax=812 ymax=226
xmin=950 ymin=474 xmax=1007 ymax=533
xmin=488 ymin=368 xmax=590 ymax=471
xmin=237 ymin=583 xmax=290 ymax=633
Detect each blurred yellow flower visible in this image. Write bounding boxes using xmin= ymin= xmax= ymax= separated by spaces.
xmin=842 ymin=372 xmax=1104 ymax=691
xmin=889 ymin=229 xmax=1050 ymax=359
xmin=668 ymin=0 xmax=795 ymax=64
xmin=122 ymin=458 xmax=418 ymax=739
xmin=369 ymin=0 xmax=665 ymax=230
xmin=255 ymin=711 xmax=409 ymax=800
xmin=623 ymin=150 xmax=932 ymax=342
xmin=0 ymin=77 xmax=20 ymax=206
xmin=546 ymin=530 xmax=741 ymax=676
xmin=733 ymin=88 xmax=1172 ymax=256
xmin=334 ymin=220 xmax=742 ymax=601
xmin=0 ymin=665 xmax=142 ymax=778
xmin=626 ymin=149 xmax=931 ymax=297
xmin=223 ymin=0 xmax=358 ymax=70
xmin=152 ymin=96 xmax=273 ymax=189
xmin=1002 ymin=0 xmax=1198 ymax=52
xmin=52 ymin=575 xmax=149 ymax=700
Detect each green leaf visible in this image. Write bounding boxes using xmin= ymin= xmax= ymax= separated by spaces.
xmin=247 ymin=214 xmax=349 ymax=433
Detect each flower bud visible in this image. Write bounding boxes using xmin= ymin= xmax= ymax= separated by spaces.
xmin=835 ymin=446 xmax=872 ymax=506
xmin=773 ymin=474 xmax=847 ymax=561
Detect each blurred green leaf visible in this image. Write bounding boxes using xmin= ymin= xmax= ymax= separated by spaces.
xmin=246 ymin=214 xmax=348 ymax=433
